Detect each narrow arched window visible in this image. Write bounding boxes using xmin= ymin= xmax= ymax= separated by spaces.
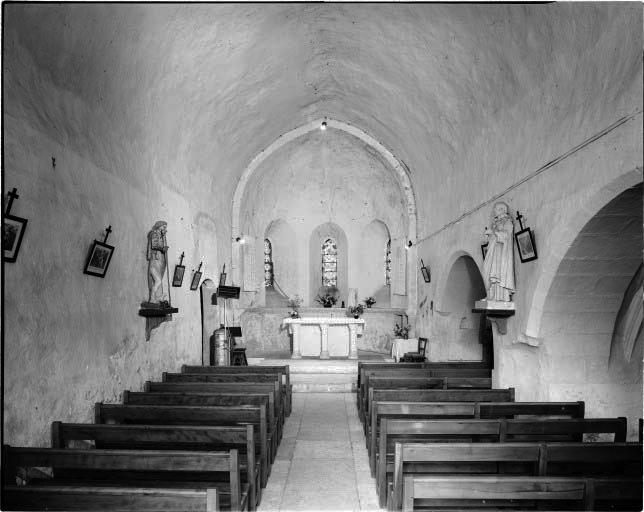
xmin=385 ymin=238 xmax=392 ymax=285
xmin=321 ymin=238 xmax=337 ymax=286
xmin=264 ymin=238 xmax=274 ymax=287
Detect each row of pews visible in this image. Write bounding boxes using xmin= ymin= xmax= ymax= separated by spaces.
xmin=356 ymin=361 xmax=643 ymax=511
xmin=4 ymin=364 xmax=292 ymax=511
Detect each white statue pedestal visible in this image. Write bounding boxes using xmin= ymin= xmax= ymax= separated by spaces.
xmin=474 ymin=299 xmax=515 ymax=312
xmin=283 ymin=317 xmax=364 ymax=359
xmin=473 ymin=299 xmax=515 ymax=335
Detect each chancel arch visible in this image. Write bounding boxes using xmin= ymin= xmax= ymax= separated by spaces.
xmin=231 ymin=118 xmax=418 ymax=312
xmin=434 ymin=253 xmax=488 ymax=363
xmin=535 ymin=180 xmax=642 ymax=439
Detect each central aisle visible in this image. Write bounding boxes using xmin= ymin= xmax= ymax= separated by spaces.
xmin=258 ymin=393 xmax=381 ymax=511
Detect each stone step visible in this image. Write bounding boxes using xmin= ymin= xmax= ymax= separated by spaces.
xmin=292 ymin=382 xmax=356 ymax=393
xmin=290 ymin=372 xmax=356 ymax=384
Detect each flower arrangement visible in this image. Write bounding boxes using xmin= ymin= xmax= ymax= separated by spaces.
xmin=287 ymin=295 xmax=302 ymax=318
xmin=393 ymin=322 xmax=410 ymax=339
xmin=315 ymin=285 xmax=339 ymax=307
xmin=348 ymin=304 xmax=364 ymax=318
xmin=364 ymin=297 xmax=376 ymax=308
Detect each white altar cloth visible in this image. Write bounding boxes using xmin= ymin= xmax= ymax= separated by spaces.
xmin=390 ymin=338 xmax=419 ymax=362
xmin=283 ymin=317 xmax=364 ymax=359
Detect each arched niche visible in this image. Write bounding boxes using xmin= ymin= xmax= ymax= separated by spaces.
xmin=360 ymin=219 xmax=392 ymax=307
xmin=309 ymin=222 xmax=348 ymax=306
xmin=264 ymin=219 xmax=298 ymax=306
xmin=538 ymin=182 xmax=642 ymax=438
xmin=435 ymin=254 xmax=488 ymax=362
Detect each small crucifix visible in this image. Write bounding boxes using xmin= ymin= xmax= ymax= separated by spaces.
xmin=103 ymin=225 xmax=112 ymax=243
xmin=5 ymin=188 xmax=20 ymax=215
xmin=516 ymin=211 xmax=525 ymax=231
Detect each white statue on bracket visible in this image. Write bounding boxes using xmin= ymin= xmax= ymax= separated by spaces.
xmin=476 ymin=202 xmax=516 ymax=311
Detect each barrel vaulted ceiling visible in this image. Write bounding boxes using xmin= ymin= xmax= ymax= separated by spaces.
xmin=4 ymin=3 xmax=642 ymax=231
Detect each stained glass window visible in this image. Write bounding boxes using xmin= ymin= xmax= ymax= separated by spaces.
xmin=385 ymin=238 xmax=392 ymax=285
xmin=321 ymin=238 xmax=337 ymax=286
xmin=264 ymin=238 xmax=274 ymax=287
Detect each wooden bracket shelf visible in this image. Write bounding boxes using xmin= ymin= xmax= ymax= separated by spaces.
xmin=139 ymin=307 xmax=178 ymax=317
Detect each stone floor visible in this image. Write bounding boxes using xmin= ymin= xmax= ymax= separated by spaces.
xmin=257 ymin=393 xmax=381 ymax=511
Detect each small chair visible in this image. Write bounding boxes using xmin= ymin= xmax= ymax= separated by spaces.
xmin=400 ymin=337 xmax=427 ymax=363
xmin=230 ymin=347 xmax=248 ymax=366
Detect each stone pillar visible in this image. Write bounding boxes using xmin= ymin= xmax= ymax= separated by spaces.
xmin=291 ymin=323 xmax=302 ymax=359
xmin=319 ymin=323 xmax=330 ymax=359
xmin=348 ymin=324 xmax=359 ymax=360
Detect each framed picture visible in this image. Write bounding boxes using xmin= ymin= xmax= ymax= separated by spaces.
xmin=172 ymin=264 xmax=185 ymax=287
xmin=3 ymin=214 xmax=28 ymax=262
xmin=83 ymin=240 xmax=115 ymax=277
xmin=190 ymin=269 xmax=203 ymax=290
xmin=515 ymin=227 xmax=538 ymax=263
xmin=481 ymin=242 xmax=489 ymax=260
xmin=419 ymin=259 xmax=431 ymax=283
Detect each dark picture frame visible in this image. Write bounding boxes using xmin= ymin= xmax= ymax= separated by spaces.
xmin=3 ymin=214 xmax=28 ymax=262
xmin=515 ymin=227 xmax=538 ymax=263
xmin=481 ymin=242 xmax=489 ymax=260
xmin=190 ymin=269 xmax=203 ymax=290
xmin=419 ymin=259 xmax=431 ymax=283
xmin=83 ymin=240 xmax=115 ymax=277
xmin=172 ymin=264 xmax=185 ymax=287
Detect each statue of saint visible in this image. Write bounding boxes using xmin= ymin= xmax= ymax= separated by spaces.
xmin=147 ymin=221 xmax=169 ymax=304
xmin=482 ymin=202 xmax=515 ymax=303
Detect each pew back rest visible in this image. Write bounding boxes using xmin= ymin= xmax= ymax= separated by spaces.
xmin=182 ymin=365 xmax=290 ymax=386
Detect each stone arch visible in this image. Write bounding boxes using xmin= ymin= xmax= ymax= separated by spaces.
xmin=535 ymin=178 xmax=642 ymax=438
xmin=309 ymin=222 xmax=349 ymax=306
xmin=263 ymin=218 xmax=298 ymax=306
xmin=360 ymin=219 xmax=392 ymax=306
xmin=525 ymin=168 xmax=642 ymax=339
xmin=434 ymin=253 xmax=488 ymax=362
xmin=231 ymin=118 xmax=418 ymax=310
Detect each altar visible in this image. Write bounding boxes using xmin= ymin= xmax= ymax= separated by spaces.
xmin=282 ymin=317 xmax=365 ymax=359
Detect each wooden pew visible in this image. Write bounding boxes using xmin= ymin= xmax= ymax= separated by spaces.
xmin=159 ymin=375 xmax=285 ymax=435
xmin=359 ymin=368 xmax=491 ymax=421
xmin=95 ymin=403 xmax=269 ymax=488
xmin=402 ymin=474 xmax=642 ymax=511
xmin=3 ymin=446 xmax=241 ymax=510
xmin=3 ymin=486 xmax=219 ymax=511
xmin=357 ymin=363 xmax=491 ymax=412
xmin=362 ymin=379 xmax=494 ymax=435
xmin=376 ymin=416 xmax=628 ymax=506
xmin=52 ymin=422 xmax=260 ymax=511
xmin=391 ymin=441 xmax=643 ymax=510
xmin=368 ymin=401 xmax=585 ymax=473
xmin=145 ymin=381 xmax=284 ymax=448
xmin=124 ymin=390 xmax=277 ymax=470
xmin=181 ymin=365 xmax=292 ymax=416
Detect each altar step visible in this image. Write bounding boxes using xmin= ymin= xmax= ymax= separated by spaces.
xmin=249 ymin=356 xmax=391 ymax=393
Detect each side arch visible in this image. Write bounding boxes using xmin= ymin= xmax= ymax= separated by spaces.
xmin=524 ymin=168 xmax=642 ymax=339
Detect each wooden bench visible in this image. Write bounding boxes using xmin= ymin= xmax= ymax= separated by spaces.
xmin=124 ymin=390 xmax=277 ymax=470
xmin=145 ymin=381 xmax=284 ymax=448
xmin=376 ymin=416 xmax=628 ymax=506
xmin=391 ymin=441 xmax=643 ymax=510
xmin=51 ymin=422 xmax=260 ymax=511
xmin=402 ymin=475 xmax=642 ymax=511
xmin=3 ymin=485 xmax=219 ymax=511
xmin=359 ymin=368 xmax=491 ymax=421
xmin=95 ymin=403 xmax=269 ymax=489
xmin=368 ymin=401 xmax=586 ymax=474
xmin=181 ymin=365 xmax=292 ymax=416
xmin=366 ymin=388 xmax=515 ymax=433
xmin=362 ymin=379 xmax=494 ymax=434
xmin=357 ymin=363 xmax=490 ymax=409
xmin=3 ymin=446 xmax=241 ymax=510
